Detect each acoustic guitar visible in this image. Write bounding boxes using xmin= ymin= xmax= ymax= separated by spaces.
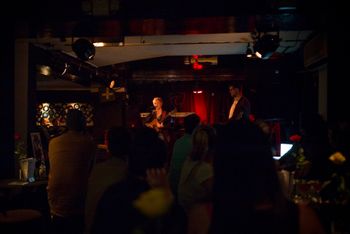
xmin=145 ymin=109 xmax=176 ymax=132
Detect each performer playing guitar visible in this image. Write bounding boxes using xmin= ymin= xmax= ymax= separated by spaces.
xmin=144 ymin=97 xmax=175 ymax=132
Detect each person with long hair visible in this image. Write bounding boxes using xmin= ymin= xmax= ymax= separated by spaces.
xmin=178 ymin=124 xmax=216 ymax=234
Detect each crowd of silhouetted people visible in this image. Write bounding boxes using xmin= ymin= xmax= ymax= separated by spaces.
xmin=8 ymin=108 xmax=349 ymax=234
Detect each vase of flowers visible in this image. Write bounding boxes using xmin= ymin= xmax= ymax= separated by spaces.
xmin=14 ymin=132 xmax=28 ymax=180
xmin=288 ymin=134 xmax=312 ymax=178
xmin=285 ymin=134 xmax=315 ymax=202
xmin=14 ymin=132 xmax=27 ymax=161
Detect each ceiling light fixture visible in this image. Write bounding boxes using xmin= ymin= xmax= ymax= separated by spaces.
xmin=253 ymin=34 xmax=280 ymax=60
xmin=93 ymin=42 xmax=105 ymax=47
xmin=109 ymin=79 xmax=116 ymax=89
xmin=246 ymin=43 xmax=253 ymax=58
xmin=72 ymin=38 xmax=96 ymax=61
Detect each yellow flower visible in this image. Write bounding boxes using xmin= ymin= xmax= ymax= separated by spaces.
xmin=133 ymin=188 xmax=173 ymax=218
xmin=329 ymin=152 xmax=346 ymax=165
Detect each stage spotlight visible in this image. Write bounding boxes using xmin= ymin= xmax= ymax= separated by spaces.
xmin=253 ymin=34 xmax=280 ymax=59
xmin=72 ymin=38 xmax=95 ymax=61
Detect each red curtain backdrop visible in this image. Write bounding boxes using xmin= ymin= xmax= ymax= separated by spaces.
xmin=193 ymin=92 xmax=207 ymax=123
xmin=181 ymin=89 xmax=229 ymax=125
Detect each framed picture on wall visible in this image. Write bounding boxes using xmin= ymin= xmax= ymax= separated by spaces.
xmin=30 ymin=132 xmax=45 ymax=161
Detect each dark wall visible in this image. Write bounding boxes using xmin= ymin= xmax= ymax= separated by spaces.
xmin=242 ymin=55 xmax=302 ymax=121
xmin=328 ymin=2 xmax=349 ymax=123
xmin=0 ymin=20 xmax=15 ymax=179
xmin=93 ymin=101 xmax=126 ymax=143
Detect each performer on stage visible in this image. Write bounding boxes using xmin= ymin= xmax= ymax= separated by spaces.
xmin=228 ymin=82 xmax=251 ymax=121
xmin=144 ymin=97 xmax=168 ymax=132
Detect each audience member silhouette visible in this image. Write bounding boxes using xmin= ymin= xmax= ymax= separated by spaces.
xmin=47 ymin=109 xmax=96 ymax=234
xmin=91 ymin=127 xmax=185 ymax=234
xmin=178 ymin=124 xmax=216 ymax=234
xmin=85 ymin=126 xmax=131 ymax=234
xmin=168 ymin=113 xmax=200 ymax=197
xmin=299 ymin=113 xmax=333 ymax=181
xmin=210 ymin=121 xmax=325 ymax=234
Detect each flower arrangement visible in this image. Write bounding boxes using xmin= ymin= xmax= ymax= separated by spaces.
xmin=287 ymin=134 xmax=308 ymax=201
xmin=329 ymin=152 xmax=346 ymax=165
xmin=289 ymin=134 xmax=302 ymax=142
xmin=321 ymin=151 xmax=350 ymax=204
xmin=286 ymin=134 xmax=350 ymax=205
xmin=14 ymin=132 xmax=27 ymax=160
xmin=288 ymin=134 xmax=310 ymax=176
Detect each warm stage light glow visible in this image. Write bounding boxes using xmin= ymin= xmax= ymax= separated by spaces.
xmin=39 ymin=65 xmax=51 ymax=76
xmin=255 ymin=51 xmax=262 ymax=59
xmin=93 ymin=42 xmax=105 ymax=47
xmin=109 ymin=80 xmax=115 ymax=89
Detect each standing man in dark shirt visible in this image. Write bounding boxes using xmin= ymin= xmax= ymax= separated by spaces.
xmin=228 ymin=82 xmax=251 ymax=121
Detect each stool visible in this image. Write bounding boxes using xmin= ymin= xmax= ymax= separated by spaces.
xmin=0 ymin=209 xmax=44 ymax=234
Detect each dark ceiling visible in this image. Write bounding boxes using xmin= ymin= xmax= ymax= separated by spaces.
xmin=12 ymin=0 xmax=327 ymax=23
xmin=26 ymin=0 xmax=327 ymax=91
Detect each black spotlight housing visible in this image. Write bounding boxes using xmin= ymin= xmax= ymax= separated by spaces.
xmin=72 ymin=38 xmax=95 ymax=61
xmin=253 ymin=34 xmax=280 ymax=59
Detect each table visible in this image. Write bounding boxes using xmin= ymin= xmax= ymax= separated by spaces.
xmin=0 ymin=178 xmax=48 ymax=213
xmin=0 ymin=178 xmax=47 ymax=189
